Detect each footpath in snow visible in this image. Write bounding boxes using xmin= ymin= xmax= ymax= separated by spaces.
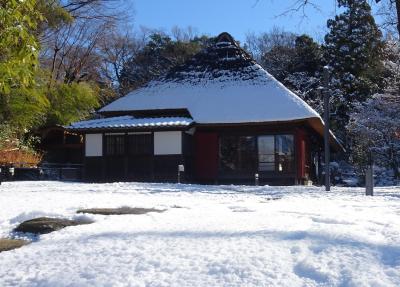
xmin=0 ymin=181 xmax=399 ymax=287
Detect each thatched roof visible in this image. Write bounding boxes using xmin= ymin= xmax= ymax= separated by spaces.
xmin=99 ymin=32 xmax=320 ymax=125
xmin=163 ymin=32 xmax=260 ymax=83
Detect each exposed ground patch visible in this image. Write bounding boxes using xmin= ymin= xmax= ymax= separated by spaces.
xmin=14 ymin=217 xmax=93 ymax=234
xmin=0 ymin=238 xmax=29 ymax=253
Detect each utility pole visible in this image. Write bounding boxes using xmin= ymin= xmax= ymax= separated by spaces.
xmin=323 ymin=66 xmax=331 ymax=191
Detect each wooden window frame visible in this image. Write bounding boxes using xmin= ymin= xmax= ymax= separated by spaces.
xmin=104 ymin=134 xmax=126 ymax=156
xmin=127 ymin=133 xmax=153 ymax=156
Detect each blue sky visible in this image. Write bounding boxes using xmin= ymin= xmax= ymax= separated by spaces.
xmin=128 ymin=0 xmax=381 ymax=42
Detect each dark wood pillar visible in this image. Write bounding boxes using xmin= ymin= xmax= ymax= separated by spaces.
xmin=295 ymin=129 xmax=307 ymax=185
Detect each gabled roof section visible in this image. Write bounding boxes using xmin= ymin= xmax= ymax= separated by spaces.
xmin=99 ymin=32 xmax=320 ymax=124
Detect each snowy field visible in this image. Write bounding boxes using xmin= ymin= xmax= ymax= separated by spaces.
xmin=0 ymin=182 xmax=400 ymax=287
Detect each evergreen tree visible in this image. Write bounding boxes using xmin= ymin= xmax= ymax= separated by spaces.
xmin=382 ymin=37 xmax=400 ymax=94
xmin=0 ymin=0 xmax=42 ymax=94
xmin=45 ymin=82 xmax=99 ymax=126
xmin=324 ymin=0 xmax=385 ymax=145
xmin=119 ymin=34 xmax=210 ymax=95
xmin=258 ymin=30 xmax=297 ymax=82
xmin=347 ymin=94 xmax=400 ymax=183
xmin=284 ymin=35 xmax=324 ymax=113
xmin=248 ymin=31 xmax=324 ymax=113
xmin=262 ymin=45 xmax=296 ymax=82
xmin=0 ymin=0 xmax=43 ymax=128
xmin=291 ymin=35 xmax=322 ymax=74
xmin=347 ymin=38 xmax=400 ymax=183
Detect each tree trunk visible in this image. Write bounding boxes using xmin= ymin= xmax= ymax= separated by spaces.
xmin=389 ymin=144 xmax=400 ymax=180
xmin=49 ymin=47 xmax=60 ymax=86
xmin=395 ymin=0 xmax=400 ymax=37
xmin=392 ymin=157 xmax=400 ymax=180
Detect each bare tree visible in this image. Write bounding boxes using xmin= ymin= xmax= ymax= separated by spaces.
xmin=98 ymin=26 xmax=145 ymax=87
xmin=171 ymin=26 xmax=199 ymax=42
xmin=42 ymin=17 xmax=114 ymax=84
xmin=375 ymin=0 xmax=400 ymax=36
xmin=40 ymin=0 xmax=133 ymax=84
xmin=264 ymin=0 xmax=400 ymax=37
xmin=61 ymin=0 xmax=127 ymax=20
xmin=245 ymin=26 xmax=297 ymax=61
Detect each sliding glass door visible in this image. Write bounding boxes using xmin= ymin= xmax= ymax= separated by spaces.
xmin=275 ymin=135 xmax=294 ymax=173
xmin=258 ymin=135 xmax=294 ymax=173
xmin=219 ymin=135 xmax=256 ymax=172
xmin=219 ymin=134 xmax=295 ymax=174
xmin=258 ymin=136 xmax=275 ymax=171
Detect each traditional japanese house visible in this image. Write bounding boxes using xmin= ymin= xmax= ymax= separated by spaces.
xmin=66 ymin=32 xmax=342 ymax=185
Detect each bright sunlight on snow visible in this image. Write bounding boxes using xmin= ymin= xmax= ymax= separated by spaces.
xmin=0 ymin=181 xmax=400 ymax=287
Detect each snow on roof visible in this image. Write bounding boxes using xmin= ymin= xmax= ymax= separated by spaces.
xmin=66 ymin=116 xmax=193 ymax=130
xmin=99 ymin=32 xmax=320 ymax=124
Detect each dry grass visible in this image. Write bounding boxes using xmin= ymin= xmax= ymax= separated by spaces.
xmin=0 ymin=149 xmax=42 ymax=167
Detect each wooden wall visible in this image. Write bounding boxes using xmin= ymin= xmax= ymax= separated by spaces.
xmin=82 ymin=122 xmax=321 ymax=185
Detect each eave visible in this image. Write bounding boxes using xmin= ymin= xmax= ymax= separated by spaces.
xmin=65 ymin=123 xmax=195 ymax=134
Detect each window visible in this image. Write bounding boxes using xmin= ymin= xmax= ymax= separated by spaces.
xmin=275 ymin=135 xmax=294 ymax=173
xmin=127 ymin=133 xmax=152 ymax=155
xmin=85 ymin=134 xmax=102 ymax=157
xmin=220 ymin=135 xmax=256 ymax=171
xmin=258 ymin=136 xmax=275 ymax=171
xmin=258 ymin=134 xmax=294 ymax=173
xmin=219 ymin=134 xmax=295 ymax=173
xmin=105 ymin=134 xmax=125 ymax=156
xmin=154 ymin=131 xmax=182 ymax=155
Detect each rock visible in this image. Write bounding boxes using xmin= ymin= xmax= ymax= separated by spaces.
xmin=77 ymin=207 xmax=165 ymax=215
xmin=0 ymin=238 xmax=29 ymax=253
xmin=14 ymin=217 xmax=92 ymax=234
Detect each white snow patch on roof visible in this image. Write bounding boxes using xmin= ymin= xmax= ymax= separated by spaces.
xmin=100 ymin=64 xmax=320 ymax=124
xmin=66 ymin=116 xmax=193 ymax=130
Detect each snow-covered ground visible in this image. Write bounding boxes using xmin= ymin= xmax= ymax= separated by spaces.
xmin=0 ymin=182 xmax=400 ymax=287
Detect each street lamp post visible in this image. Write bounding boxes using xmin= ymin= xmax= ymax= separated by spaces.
xmin=178 ymin=164 xmax=185 ymax=184
xmin=366 ymin=151 xmax=374 ymax=196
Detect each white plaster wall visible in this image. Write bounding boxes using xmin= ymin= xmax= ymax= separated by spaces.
xmin=85 ymin=133 xmax=103 ymax=157
xmin=154 ymin=131 xmax=182 ymax=155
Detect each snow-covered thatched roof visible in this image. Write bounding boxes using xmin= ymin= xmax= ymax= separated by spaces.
xmin=99 ymin=32 xmax=320 ymax=124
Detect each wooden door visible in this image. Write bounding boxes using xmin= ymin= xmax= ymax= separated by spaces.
xmin=194 ymin=132 xmax=218 ymax=182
